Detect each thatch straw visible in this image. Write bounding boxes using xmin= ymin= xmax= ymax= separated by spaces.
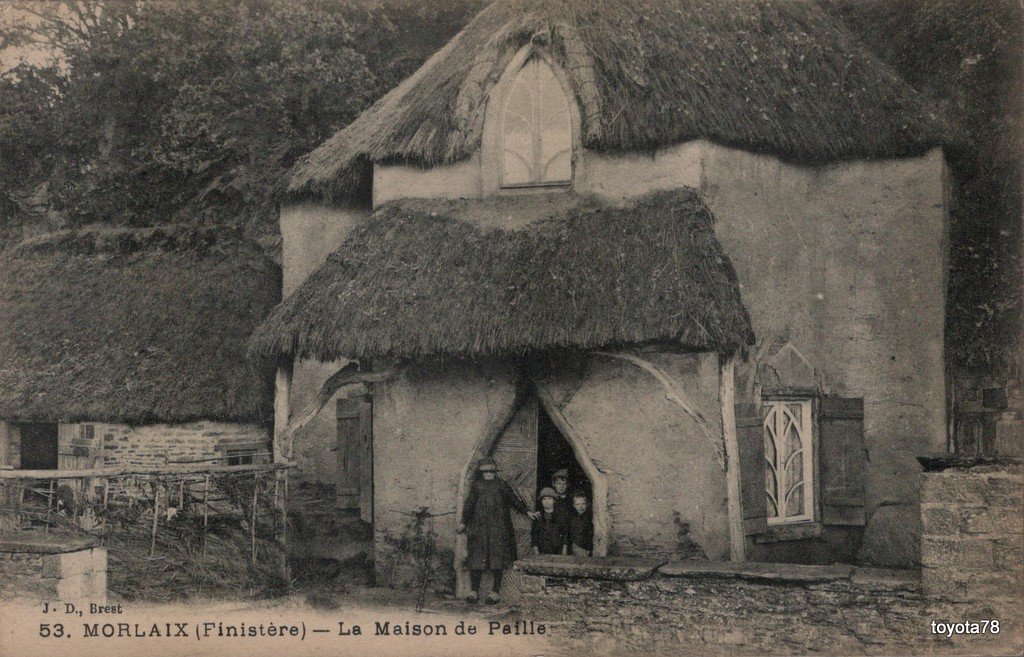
xmin=0 ymin=225 xmax=280 ymax=424
xmin=287 ymin=0 xmax=949 ymax=204
xmin=250 ymin=189 xmax=754 ymax=361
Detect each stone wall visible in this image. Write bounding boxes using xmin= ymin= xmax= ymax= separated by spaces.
xmin=0 ymin=537 xmax=107 ymax=602
xmin=920 ymin=457 xmax=1023 ymax=602
xmin=0 ymin=421 xmax=270 ymax=470
xmin=515 ymin=557 xmax=1021 ymax=656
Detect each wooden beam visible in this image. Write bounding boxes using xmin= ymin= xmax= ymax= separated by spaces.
xmin=272 ymin=363 xmax=293 ymax=583
xmin=277 ymin=364 xmax=396 ymax=457
xmin=0 ymin=463 xmax=294 ymax=479
xmin=719 ymin=354 xmax=746 ymax=562
xmin=596 ymin=350 xmax=725 ymax=469
xmin=273 ymin=364 xmax=293 ymax=462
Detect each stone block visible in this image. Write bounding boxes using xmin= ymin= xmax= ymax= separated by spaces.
xmin=91 ymin=547 xmax=107 ymax=571
xmin=920 ymin=473 xmax=987 ymax=506
xmin=983 ymin=477 xmax=1024 ymax=506
xmin=919 ymin=505 xmax=960 ymax=535
xmin=659 ymin=560 xmax=854 ymax=583
xmin=56 ymin=573 xmax=88 ymax=599
xmin=963 ymin=507 xmax=1024 ymax=535
xmin=849 ymin=567 xmax=920 ymax=592
xmin=920 ymin=536 xmax=993 ymax=569
xmin=515 ymin=555 xmax=664 ymax=581
xmin=857 ymin=504 xmax=921 ymax=567
xmin=59 ymin=548 xmax=96 ymax=577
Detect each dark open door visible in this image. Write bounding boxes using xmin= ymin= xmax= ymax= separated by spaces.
xmin=337 ymin=395 xmax=373 ymax=522
xmin=18 ymin=423 xmax=58 ymax=470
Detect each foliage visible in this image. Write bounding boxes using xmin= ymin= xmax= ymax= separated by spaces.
xmin=0 ymin=0 xmax=483 ymax=247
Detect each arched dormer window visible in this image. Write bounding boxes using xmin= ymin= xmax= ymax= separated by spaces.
xmin=499 ymin=55 xmax=573 ymax=188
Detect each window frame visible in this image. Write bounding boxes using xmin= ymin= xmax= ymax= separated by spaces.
xmin=225 ymin=447 xmax=258 ymax=466
xmin=761 ymin=396 xmax=818 ymax=526
xmin=497 ymin=54 xmax=574 ymax=190
xmin=479 ymin=45 xmax=581 ymax=196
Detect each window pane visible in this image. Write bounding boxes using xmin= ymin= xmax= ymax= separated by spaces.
xmin=763 ymin=399 xmax=813 ymax=523
xmin=500 ymin=56 xmax=572 ymax=187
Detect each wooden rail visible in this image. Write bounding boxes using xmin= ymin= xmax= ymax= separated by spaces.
xmin=0 ymin=462 xmax=294 ymax=479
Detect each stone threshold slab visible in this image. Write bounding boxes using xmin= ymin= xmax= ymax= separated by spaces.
xmin=0 ymin=532 xmax=100 ymax=554
xmin=515 ymin=555 xmax=667 ymax=581
xmin=515 ymin=555 xmax=919 ymax=590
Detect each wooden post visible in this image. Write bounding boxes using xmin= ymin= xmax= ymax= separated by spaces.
xmin=250 ymin=473 xmax=259 ymax=565
xmin=273 ymin=364 xmax=292 ymax=582
xmin=274 ymin=365 xmax=294 ymax=462
xmin=719 ymin=354 xmax=745 ymax=562
xmin=202 ymin=474 xmax=209 ymax=558
xmin=150 ymin=482 xmax=160 ymax=558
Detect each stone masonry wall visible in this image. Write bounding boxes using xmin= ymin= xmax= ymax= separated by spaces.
xmin=920 ymin=459 xmax=1023 ymax=602
xmin=0 ymin=540 xmax=107 ymax=603
xmin=515 ymin=558 xmax=1022 ymax=656
xmin=95 ymin=422 xmax=269 ymax=468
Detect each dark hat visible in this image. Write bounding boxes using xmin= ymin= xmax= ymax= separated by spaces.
xmin=477 ymin=457 xmax=499 ymax=472
xmin=537 ymin=487 xmax=557 ymax=501
xmin=552 ymin=468 xmax=569 ymax=481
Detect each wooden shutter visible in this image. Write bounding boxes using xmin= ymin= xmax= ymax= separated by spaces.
xmin=819 ymin=397 xmax=867 ymax=526
xmin=735 ymin=403 xmax=768 ymax=536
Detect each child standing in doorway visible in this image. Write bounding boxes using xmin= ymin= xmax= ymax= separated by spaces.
xmin=531 ymin=487 xmax=568 ymax=556
xmin=567 ymin=491 xmax=594 ymax=556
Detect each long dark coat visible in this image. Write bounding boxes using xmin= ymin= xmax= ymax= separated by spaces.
xmin=462 ymin=477 xmax=530 ymax=570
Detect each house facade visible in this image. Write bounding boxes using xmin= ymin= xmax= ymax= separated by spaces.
xmin=0 ymin=226 xmax=279 ymax=477
xmin=252 ymin=0 xmax=949 ymax=591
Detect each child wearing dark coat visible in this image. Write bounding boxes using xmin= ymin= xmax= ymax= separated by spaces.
xmin=567 ymin=491 xmax=594 ymax=556
xmin=457 ymin=457 xmax=537 ymax=604
xmin=531 ymin=487 xmax=568 ymax=555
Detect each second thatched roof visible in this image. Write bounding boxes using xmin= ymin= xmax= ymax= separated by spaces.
xmin=250 ymin=189 xmax=754 ymax=362
xmin=288 ymin=0 xmax=949 ymax=204
xmin=0 ymin=226 xmax=280 ymax=424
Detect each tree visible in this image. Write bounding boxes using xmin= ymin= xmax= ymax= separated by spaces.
xmin=0 ymin=0 xmax=483 ymax=249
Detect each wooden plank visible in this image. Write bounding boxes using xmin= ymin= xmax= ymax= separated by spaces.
xmin=359 ymin=398 xmax=374 ymax=524
xmin=719 ymin=356 xmax=745 ymax=562
xmin=273 ymin=365 xmax=293 ymax=461
xmin=0 ymin=463 xmax=294 ymax=479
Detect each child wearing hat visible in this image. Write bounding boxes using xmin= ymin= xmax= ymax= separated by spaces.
xmin=457 ymin=457 xmax=538 ymax=604
xmin=531 ymin=487 xmax=569 ymax=556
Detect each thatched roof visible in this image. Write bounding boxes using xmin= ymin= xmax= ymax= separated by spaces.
xmin=0 ymin=226 xmax=280 ymax=424
xmin=288 ymin=0 xmax=949 ymax=204
xmin=250 ymin=189 xmax=754 ymax=361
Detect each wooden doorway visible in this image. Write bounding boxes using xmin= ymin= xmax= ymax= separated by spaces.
xmin=336 ymin=395 xmax=373 ymax=523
